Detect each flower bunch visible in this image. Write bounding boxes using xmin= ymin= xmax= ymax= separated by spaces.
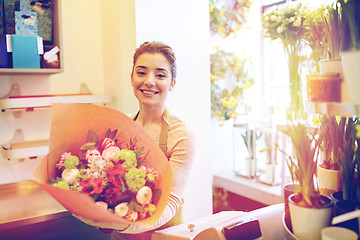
xmin=50 ymin=129 xmax=161 ymax=222
xmin=209 ymin=0 xmax=252 ymax=38
xmin=210 ymin=49 xmax=254 ymax=123
xmin=262 ymin=1 xmax=309 ymax=49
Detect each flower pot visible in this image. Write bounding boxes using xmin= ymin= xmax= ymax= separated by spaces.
xmin=289 ymin=194 xmax=334 ymax=240
xmin=319 ymin=59 xmax=347 ymax=102
xmin=317 ymin=164 xmax=342 ymax=197
xmin=307 ymin=73 xmax=341 ymax=102
xmin=334 ymin=199 xmax=360 ymax=235
xmin=283 ymin=183 xmax=299 ymax=232
xmin=341 ymin=50 xmax=360 ymax=104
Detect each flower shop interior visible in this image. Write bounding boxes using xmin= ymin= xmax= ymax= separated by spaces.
xmin=1 ymin=0 xmax=360 ymax=239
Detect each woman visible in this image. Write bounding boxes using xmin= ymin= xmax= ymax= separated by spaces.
xmin=77 ymin=41 xmax=196 ymax=240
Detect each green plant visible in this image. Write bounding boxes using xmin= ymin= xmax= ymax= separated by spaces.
xmin=338 ymin=117 xmax=358 ymax=201
xmin=322 ymin=3 xmax=343 ymax=60
xmin=278 ymin=123 xmax=323 ymax=207
xmin=303 ymin=6 xmax=329 ymax=72
xmin=241 ymin=129 xmax=262 ymax=159
xmin=262 ymin=1 xmax=309 ymax=120
xmin=317 ymin=115 xmax=344 ymax=170
xmin=339 ymin=0 xmax=360 ymax=51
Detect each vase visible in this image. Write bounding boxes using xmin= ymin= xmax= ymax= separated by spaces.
xmin=289 ymin=194 xmax=333 ymax=240
xmin=340 ymin=50 xmax=360 ymax=104
xmin=317 ymin=164 xmax=342 ymax=197
xmin=287 ymin=51 xmax=305 ymax=120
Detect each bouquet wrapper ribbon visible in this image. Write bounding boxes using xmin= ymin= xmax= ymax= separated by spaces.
xmin=32 ymin=103 xmax=172 ymax=227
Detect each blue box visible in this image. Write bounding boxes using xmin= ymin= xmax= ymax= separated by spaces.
xmin=11 ymin=34 xmax=40 ymax=68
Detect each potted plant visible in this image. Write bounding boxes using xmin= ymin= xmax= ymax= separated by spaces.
xmin=279 ymin=123 xmax=334 ymax=240
xmin=239 ymin=128 xmax=261 ymax=179
xmin=338 ymin=0 xmax=360 ymax=104
xmin=317 ymin=115 xmax=344 ymax=196
xmin=259 ymin=131 xmax=280 ymax=185
xmin=332 ymin=117 xmax=359 ymax=234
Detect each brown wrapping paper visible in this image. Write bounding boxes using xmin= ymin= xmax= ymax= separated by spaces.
xmin=32 ymin=103 xmax=172 ymax=227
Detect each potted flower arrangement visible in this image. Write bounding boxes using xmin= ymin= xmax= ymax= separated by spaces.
xmin=317 ymin=115 xmax=344 ymax=196
xmin=262 ymin=1 xmax=309 ymax=120
xmin=280 ymin=123 xmax=333 ymax=240
xmin=339 ymin=0 xmax=360 ymax=104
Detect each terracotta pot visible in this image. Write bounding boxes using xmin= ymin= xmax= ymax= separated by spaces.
xmin=319 ymin=59 xmax=347 ymax=102
xmin=289 ymin=194 xmax=333 ymax=240
xmin=341 ymin=50 xmax=360 ymax=104
xmin=317 ymin=164 xmax=342 ymax=197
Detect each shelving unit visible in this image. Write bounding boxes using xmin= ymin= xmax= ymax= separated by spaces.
xmin=307 ymin=101 xmax=360 ymax=117
xmin=1 ymin=84 xmax=112 ymax=160
xmin=0 ymin=0 xmax=63 ymax=74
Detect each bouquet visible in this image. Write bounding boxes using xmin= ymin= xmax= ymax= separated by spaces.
xmin=51 ymin=128 xmax=160 ymax=222
xmin=32 ymin=103 xmax=172 ymax=226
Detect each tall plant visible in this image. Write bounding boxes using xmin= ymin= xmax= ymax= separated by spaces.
xmin=322 ymin=3 xmax=343 ymax=60
xmin=279 ymin=123 xmax=323 ymax=207
xmin=262 ymin=2 xmax=309 ymax=120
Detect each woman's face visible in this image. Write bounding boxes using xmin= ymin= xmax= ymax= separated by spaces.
xmin=131 ymin=53 xmax=175 ymax=109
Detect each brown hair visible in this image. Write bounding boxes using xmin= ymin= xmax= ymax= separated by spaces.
xmin=132 ymin=41 xmax=176 ymax=82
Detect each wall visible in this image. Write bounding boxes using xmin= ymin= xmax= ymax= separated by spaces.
xmin=134 ymin=0 xmax=212 ymax=222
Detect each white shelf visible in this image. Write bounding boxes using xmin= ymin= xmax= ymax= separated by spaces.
xmin=1 ymin=140 xmax=49 ymax=160
xmin=0 ymin=94 xmax=112 ymax=112
xmin=213 ymin=171 xmax=284 ymax=206
xmin=306 ymin=101 xmax=360 ymax=117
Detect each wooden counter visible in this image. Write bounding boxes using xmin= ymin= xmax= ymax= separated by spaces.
xmin=0 ymin=180 xmax=67 ymax=230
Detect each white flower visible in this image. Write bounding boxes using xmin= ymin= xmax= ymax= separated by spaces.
xmin=293 ymin=16 xmax=301 ymax=27
xmin=289 ymin=17 xmax=295 ymax=23
xmin=61 ymin=168 xmax=79 ymax=185
xmin=114 ymin=202 xmax=129 ymax=217
xmin=270 ymin=15 xmax=277 ymax=21
xmin=277 ymin=26 xmax=284 ymax=34
xmin=136 ymin=186 xmax=153 ymax=205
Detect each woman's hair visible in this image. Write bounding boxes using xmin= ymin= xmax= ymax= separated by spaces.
xmin=132 ymin=41 xmax=176 ymax=82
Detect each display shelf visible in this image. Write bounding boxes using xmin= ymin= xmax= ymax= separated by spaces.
xmin=1 ymin=140 xmax=49 ymax=160
xmin=0 ymin=0 xmax=63 ymax=74
xmin=306 ymin=101 xmax=360 ymax=117
xmin=213 ymin=171 xmax=284 ymax=206
xmin=0 ymin=94 xmax=112 ymax=112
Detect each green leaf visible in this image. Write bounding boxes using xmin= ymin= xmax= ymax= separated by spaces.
xmin=87 ymin=130 xmax=99 ymax=143
xmin=108 ymin=129 xmax=118 ymax=140
xmin=80 ymin=142 xmax=97 ymax=150
xmin=135 ymin=147 xmax=144 ymax=159
xmin=152 ymin=189 xmax=162 ymax=204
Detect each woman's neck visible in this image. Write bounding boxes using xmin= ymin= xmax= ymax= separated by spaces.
xmin=136 ymin=104 xmax=165 ymax=127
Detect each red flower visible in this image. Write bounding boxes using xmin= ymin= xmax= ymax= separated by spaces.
xmin=108 ymin=163 xmax=126 ymax=186
xmin=79 ymin=178 xmax=103 ymax=195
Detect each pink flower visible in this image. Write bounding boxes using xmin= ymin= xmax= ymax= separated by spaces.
xmin=101 ymin=137 xmax=116 ymax=151
xmin=102 ymin=146 xmax=120 ymax=162
xmin=56 ymin=152 xmax=72 ymax=170
xmin=85 ymin=149 xmax=101 ymax=163
xmin=126 ymin=211 xmax=138 ymax=222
